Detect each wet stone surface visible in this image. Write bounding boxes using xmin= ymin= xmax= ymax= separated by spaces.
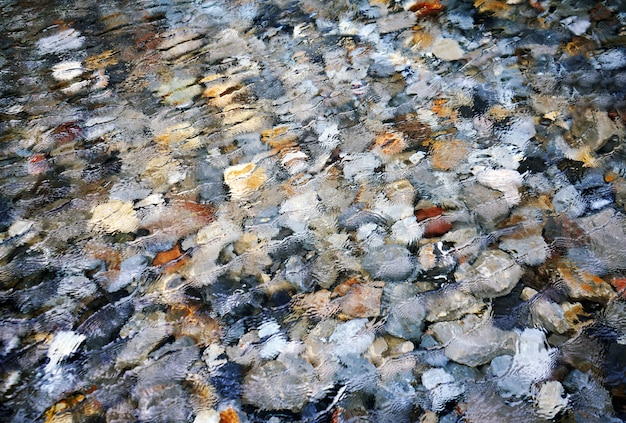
xmin=2 ymin=0 xmax=626 ymax=422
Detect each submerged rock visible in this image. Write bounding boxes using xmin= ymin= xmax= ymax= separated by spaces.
xmin=432 ymin=315 xmax=517 ymax=367
xmin=456 ymin=250 xmax=524 ymax=298
xmin=385 ymin=296 xmax=428 ymax=341
xmin=422 ymin=368 xmax=464 ymax=412
xmin=2 ymin=0 xmax=626 ymax=421
xmin=362 ymin=244 xmax=417 ymax=282
xmin=535 ymin=381 xmax=568 ymax=419
xmin=242 ymin=358 xmax=329 ymax=412
xmin=497 ymin=329 xmax=557 ymax=398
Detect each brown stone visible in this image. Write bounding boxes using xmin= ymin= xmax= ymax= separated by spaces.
xmin=409 ymin=1 xmax=445 ymax=18
xmin=430 ymin=139 xmax=469 ymax=170
xmin=374 ymin=131 xmax=407 ymax=155
xmin=338 ymin=282 xmax=384 ymax=318
xmin=557 ymin=263 xmax=616 ymax=303
xmin=153 ymin=243 xmax=184 ymax=266
xmin=415 ymin=206 xmax=452 ymax=237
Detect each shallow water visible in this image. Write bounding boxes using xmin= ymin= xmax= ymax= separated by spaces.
xmin=1 ymin=0 xmax=626 ymax=422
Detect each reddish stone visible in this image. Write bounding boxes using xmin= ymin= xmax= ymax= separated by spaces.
xmin=332 ymin=276 xmax=360 ymax=297
xmin=338 ymin=282 xmax=383 ymax=318
xmin=27 ymin=153 xmax=50 ymax=175
xmin=51 ymin=121 xmax=82 ymax=143
xmin=173 ymin=200 xmax=216 ymax=225
xmin=529 ymin=0 xmax=545 ymax=12
xmin=29 ymin=153 xmax=46 ymax=163
xmin=409 ymin=0 xmax=444 ymax=18
xmin=415 ymin=206 xmax=445 ymax=221
xmin=416 ymin=206 xmax=451 ymax=237
xmin=611 ymin=277 xmax=626 ymax=297
xmin=423 ymin=219 xmax=453 ymax=238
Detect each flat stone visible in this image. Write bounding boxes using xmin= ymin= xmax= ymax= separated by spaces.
xmin=223 ymin=162 xmax=267 ymax=199
xmin=535 ymin=381 xmax=568 ymax=419
xmin=575 ymin=208 xmax=626 ymax=272
xmin=456 ymin=250 xmax=524 ymax=298
xmin=488 ymin=355 xmax=513 ymax=378
xmin=362 ymin=244 xmax=416 ymax=282
xmin=343 ymin=153 xmax=381 ymax=181
xmin=117 ymin=314 xmax=172 ymax=370
xmin=422 ymin=367 xmax=454 ymax=390
xmin=377 ymin=12 xmax=417 ymax=34
xmin=474 ymin=168 xmax=523 ymax=207
xmin=384 ymin=179 xmax=416 ymax=206
xmin=430 ymin=139 xmax=469 ymax=171
xmin=430 ymin=316 xmax=477 ymax=345
xmin=422 ymin=368 xmax=465 ymax=412
xmin=242 ymin=358 xmax=327 ymax=412
xmin=338 ymin=282 xmax=384 ymax=318
xmin=385 ymin=296 xmax=427 ymax=341
xmin=497 ymin=329 xmax=556 ymax=397
xmin=390 ymin=216 xmax=424 ymax=245
xmin=423 ymin=287 xmax=485 ymax=322
xmin=330 ymin=318 xmax=375 ymax=358
xmin=462 ymin=183 xmax=512 ymax=229
xmin=552 ymin=185 xmax=586 ymax=218
xmin=431 ymin=38 xmax=464 ymax=61
xmin=439 ymin=316 xmax=517 ymax=367
xmin=90 ymin=200 xmax=139 ymax=233
xmin=556 ymin=263 xmax=616 ymax=303
xmin=499 ymin=234 xmax=550 ymax=266
xmin=530 ymin=297 xmax=573 ymax=335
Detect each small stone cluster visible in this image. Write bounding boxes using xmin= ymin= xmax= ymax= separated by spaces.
xmin=1 ymin=0 xmax=626 ymax=422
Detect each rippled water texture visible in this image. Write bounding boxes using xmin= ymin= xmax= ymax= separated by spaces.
xmin=2 ymin=0 xmax=626 ymax=422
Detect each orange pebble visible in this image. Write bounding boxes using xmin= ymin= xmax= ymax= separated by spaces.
xmin=220 ymin=408 xmax=240 ymax=423
xmin=409 ymin=0 xmax=445 ymax=18
xmin=605 ymin=171 xmax=619 ymax=183
xmin=153 ymin=243 xmax=184 ymax=266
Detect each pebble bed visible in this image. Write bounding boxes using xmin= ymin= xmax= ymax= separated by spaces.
xmin=1 ymin=0 xmax=626 ymax=422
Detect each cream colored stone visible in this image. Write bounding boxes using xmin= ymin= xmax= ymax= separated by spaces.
xmin=431 ymin=38 xmax=464 ymax=61
xmin=520 ymin=287 xmax=539 ymax=301
xmin=90 ymin=200 xmax=139 ymax=233
xmin=51 ymin=61 xmax=83 ymax=81
xmin=193 ymin=409 xmax=220 ymax=423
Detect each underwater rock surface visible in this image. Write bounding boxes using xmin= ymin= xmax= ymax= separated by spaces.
xmin=1 ymin=0 xmax=626 ymax=421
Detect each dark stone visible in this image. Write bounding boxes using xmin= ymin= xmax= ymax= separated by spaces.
xmin=212 ymin=361 xmax=243 ymax=400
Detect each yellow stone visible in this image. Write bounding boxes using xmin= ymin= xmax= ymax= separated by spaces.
xmin=155 ymin=122 xmax=197 ymax=146
xmin=430 ymin=139 xmax=469 ymax=170
xmin=84 ymin=50 xmax=118 ymax=70
xmin=261 ymin=125 xmax=298 ymax=148
xmin=224 ymin=162 xmax=267 ymax=199
xmin=374 ymin=130 xmax=407 ymax=155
